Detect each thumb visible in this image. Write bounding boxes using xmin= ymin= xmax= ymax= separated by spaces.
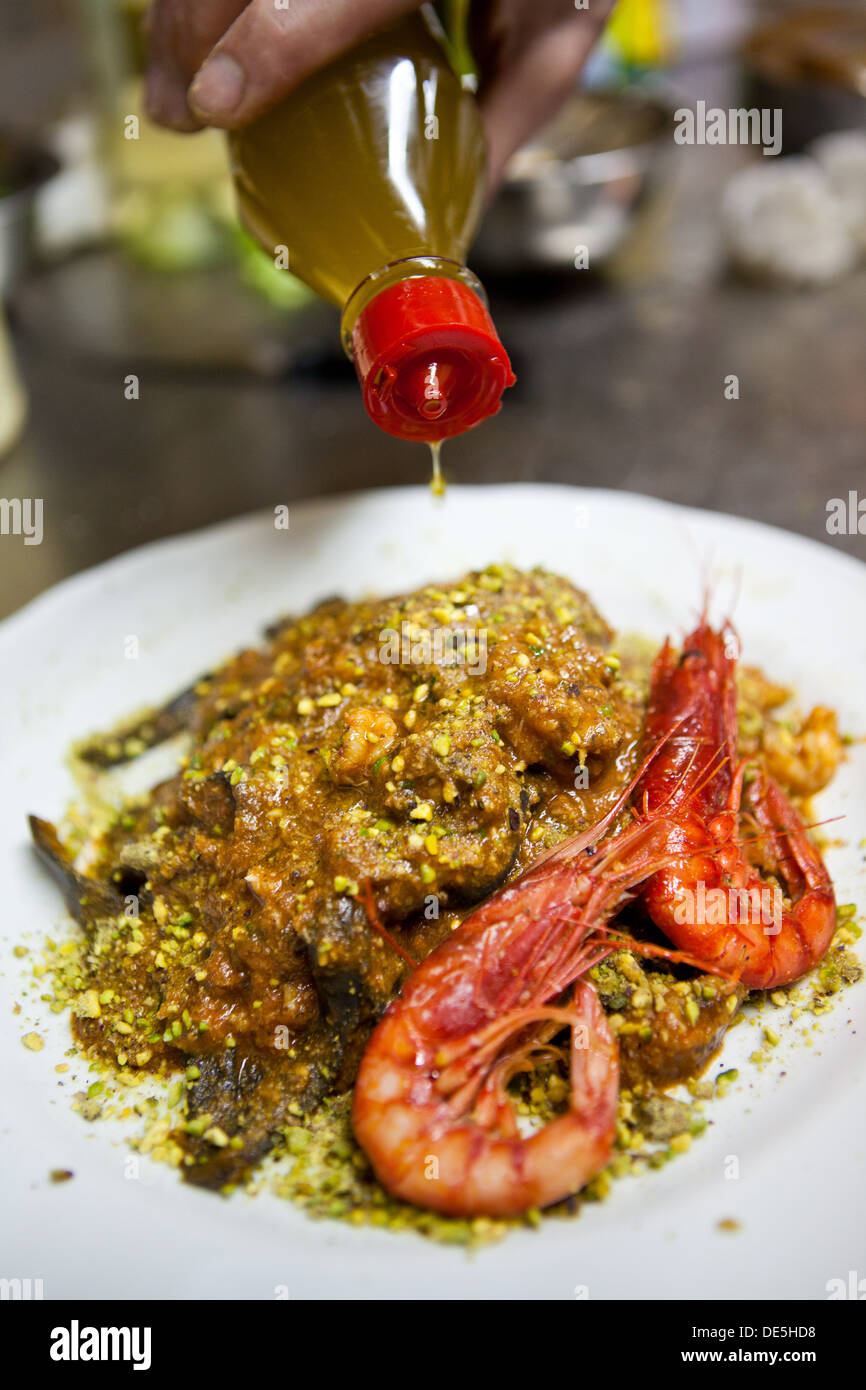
xmin=188 ymin=0 xmax=420 ymax=128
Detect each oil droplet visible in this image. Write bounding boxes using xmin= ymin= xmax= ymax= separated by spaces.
xmin=429 ymin=440 xmax=446 ymax=499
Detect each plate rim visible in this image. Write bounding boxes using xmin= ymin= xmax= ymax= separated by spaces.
xmin=3 ymin=483 xmax=865 ymax=648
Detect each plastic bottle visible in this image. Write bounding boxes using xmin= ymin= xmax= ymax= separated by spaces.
xmin=230 ymin=8 xmax=514 ymax=442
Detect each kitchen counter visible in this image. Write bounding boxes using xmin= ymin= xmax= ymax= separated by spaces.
xmin=1 ymin=57 xmax=864 ymax=620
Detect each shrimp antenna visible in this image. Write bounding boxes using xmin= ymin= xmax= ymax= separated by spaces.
xmin=730 ymin=813 xmax=845 ymax=856
xmin=360 ymin=879 xmax=418 ymax=968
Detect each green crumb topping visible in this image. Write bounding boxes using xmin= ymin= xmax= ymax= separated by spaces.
xmin=19 ymin=562 xmax=864 ymax=1245
xmin=270 ymin=1094 xmax=515 ymax=1247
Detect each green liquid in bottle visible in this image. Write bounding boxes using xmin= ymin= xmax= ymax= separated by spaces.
xmin=230 ymin=11 xmax=486 ymax=338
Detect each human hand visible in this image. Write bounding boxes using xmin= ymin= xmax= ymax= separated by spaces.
xmin=144 ymin=0 xmax=613 ymax=187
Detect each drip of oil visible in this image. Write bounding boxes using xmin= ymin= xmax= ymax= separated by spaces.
xmin=429 ymin=440 xmax=446 ymax=498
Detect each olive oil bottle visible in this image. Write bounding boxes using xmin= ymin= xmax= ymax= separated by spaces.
xmin=230 ymin=7 xmax=513 ymax=442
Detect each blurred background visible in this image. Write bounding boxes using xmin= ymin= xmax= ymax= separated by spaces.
xmin=1 ymin=0 xmax=865 ymax=618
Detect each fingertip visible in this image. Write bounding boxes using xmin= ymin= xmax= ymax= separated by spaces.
xmin=145 ymin=68 xmax=204 ymax=132
xmin=149 ymin=105 xmax=205 ymax=133
xmin=188 ymin=53 xmax=246 ymax=126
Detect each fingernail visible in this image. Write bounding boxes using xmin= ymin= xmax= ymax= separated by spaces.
xmin=145 ymin=68 xmax=201 ymax=131
xmin=189 ymin=53 xmax=245 ymax=119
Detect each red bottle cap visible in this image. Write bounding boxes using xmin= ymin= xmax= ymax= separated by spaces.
xmin=351 ymin=276 xmax=515 ymax=442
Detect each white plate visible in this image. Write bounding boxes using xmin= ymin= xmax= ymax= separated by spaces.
xmin=1 ymin=484 xmax=864 ymax=1301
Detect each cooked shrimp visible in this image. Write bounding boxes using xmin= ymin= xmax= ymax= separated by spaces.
xmin=760 ymin=705 xmax=842 ymax=798
xmin=353 ymin=808 xmax=684 ymax=1217
xmin=330 ymin=707 xmax=398 ymax=785
xmin=637 ymin=618 xmax=836 ymax=989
